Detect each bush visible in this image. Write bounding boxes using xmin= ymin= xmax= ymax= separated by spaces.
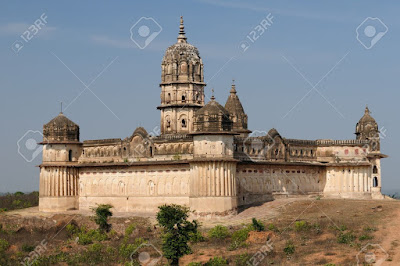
xmin=267 ymin=223 xmax=278 ymax=232
xmin=66 ymin=224 xmax=80 ymax=236
xmin=189 ymin=231 xmax=205 ymax=243
xmin=76 ymin=229 xmax=108 ymax=245
xmin=337 ymin=231 xmax=355 ymax=244
xmin=235 ymin=253 xmax=252 ymax=266
xmin=204 ymin=256 xmax=228 ymax=266
xmin=208 ymin=225 xmax=230 ymax=240
xmin=284 ymin=241 xmax=295 ymax=256
xmin=187 ymin=262 xmax=202 ymax=266
xmin=119 ymin=238 xmax=146 ymax=259
xmin=229 ymin=226 xmax=251 ymax=250
xmin=252 ymin=218 xmax=265 ymax=232
xmin=0 ymin=239 xmax=9 ymax=252
xmin=92 ymin=204 xmax=113 ymax=232
xmin=21 ymin=244 xmax=35 ymax=252
xmin=294 ymin=221 xmax=310 ymax=232
xmin=359 ymin=234 xmax=374 ymax=241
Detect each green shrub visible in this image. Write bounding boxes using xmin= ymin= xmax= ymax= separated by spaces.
xmin=235 ymin=253 xmax=252 ymax=266
xmin=119 ymin=238 xmax=146 ymax=259
xmin=284 ymin=241 xmax=295 ymax=256
xmin=125 ymin=224 xmax=136 ymax=237
xmin=21 ymin=244 xmax=35 ymax=252
xmin=359 ymin=234 xmax=374 ymax=241
xmin=0 ymin=239 xmax=9 ymax=252
xmin=92 ymin=204 xmax=113 ymax=232
xmin=229 ymin=226 xmax=251 ymax=250
xmin=189 ymin=231 xmax=205 ymax=243
xmin=66 ymin=224 xmax=80 ymax=236
xmin=77 ymin=229 xmax=108 ymax=245
xmin=208 ymin=225 xmax=230 ymax=240
xmin=204 ymin=256 xmax=228 ymax=266
xmin=0 ymin=208 xmax=7 ymax=213
xmin=187 ymin=262 xmax=202 ymax=266
xmin=267 ymin=223 xmax=278 ymax=232
xmin=337 ymin=231 xmax=355 ymax=244
xmin=252 ymin=218 xmax=265 ymax=232
xmin=294 ymin=221 xmax=310 ymax=232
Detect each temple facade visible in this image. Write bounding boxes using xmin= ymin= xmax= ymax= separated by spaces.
xmin=38 ymin=17 xmax=387 ymax=214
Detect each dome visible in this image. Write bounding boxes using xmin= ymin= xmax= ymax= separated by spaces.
xmin=194 ymin=95 xmax=232 ymax=132
xmin=161 ymin=17 xmax=204 ymax=84
xmin=267 ymin=128 xmax=281 ymax=139
xmin=43 ymin=112 xmax=80 ymax=143
xmin=355 ymin=106 xmax=378 ymax=140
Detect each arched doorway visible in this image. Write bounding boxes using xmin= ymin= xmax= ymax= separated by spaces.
xmin=68 ymin=150 xmax=73 ymax=161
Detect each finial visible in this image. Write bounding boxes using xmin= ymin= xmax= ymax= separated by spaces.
xmin=230 ymin=79 xmax=237 ymax=94
xmin=58 ymin=101 xmax=63 ymax=114
xmin=177 ymin=16 xmax=187 ymax=43
xmin=365 ymin=105 xmax=370 ymax=114
xmin=211 ymin=88 xmax=215 ymax=100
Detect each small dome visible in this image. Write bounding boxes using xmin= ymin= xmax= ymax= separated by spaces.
xmin=194 ymin=95 xmax=232 ymax=132
xmin=267 ymin=128 xmax=281 ymax=139
xmin=355 ymin=106 xmax=378 ymax=140
xmin=224 ymin=83 xmax=249 ymax=134
xmin=43 ymin=112 xmax=79 ymax=142
xmin=161 ymin=17 xmax=203 ymax=84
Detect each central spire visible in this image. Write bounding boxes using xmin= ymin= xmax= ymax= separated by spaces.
xmin=177 ymin=16 xmax=187 ymax=43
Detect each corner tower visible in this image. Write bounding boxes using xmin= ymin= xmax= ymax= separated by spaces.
xmin=158 ymin=17 xmax=206 ymax=135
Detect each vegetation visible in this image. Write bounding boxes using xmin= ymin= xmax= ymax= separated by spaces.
xmin=91 ymin=204 xmax=113 ymax=232
xmin=337 ymin=231 xmax=356 ymax=244
xmin=0 ymin=191 xmax=38 ymax=211
xmin=251 ymin=218 xmax=265 ymax=232
xmin=208 ymin=225 xmax=230 ymax=240
xmin=283 ymin=240 xmax=295 ymax=256
xmin=157 ymin=204 xmax=198 ymax=265
xmin=204 ymin=256 xmax=228 ymax=266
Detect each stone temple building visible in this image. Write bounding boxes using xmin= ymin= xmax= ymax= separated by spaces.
xmin=38 ymin=17 xmax=387 ymax=214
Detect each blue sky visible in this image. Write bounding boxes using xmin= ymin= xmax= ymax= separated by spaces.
xmin=0 ymin=1 xmax=399 ymax=194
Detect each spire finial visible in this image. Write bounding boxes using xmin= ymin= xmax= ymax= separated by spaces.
xmin=211 ymin=88 xmax=215 ymax=100
xmin=177 ymin=16 xmax=187 ymax=43
xmin=230 ymin=79 xmax=237 ymax=94
xmin=58 ymin=101 xmax=63 ymax=114
xmin=365 ymin=105 xmax=370 ymax=114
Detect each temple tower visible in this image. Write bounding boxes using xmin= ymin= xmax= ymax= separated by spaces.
xmin=158 ymin=17 xmax=206 ymax=135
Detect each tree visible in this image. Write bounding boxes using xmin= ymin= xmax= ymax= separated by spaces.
xmin=156 ymin=204 xmax=198 ymax=265
xmin=91 ymin=204 xmax=113 ymax=232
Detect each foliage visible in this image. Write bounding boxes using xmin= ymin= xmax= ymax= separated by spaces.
xmin=157 ymin=204 xmax=198 ymax=265
xmin=92 ymin=204 xmax=113 ymax=232
xmin=0 ymin=239 xmax=9 ymax=252
xmin=229 ymin=226 xmax=251 ymax=250
xmin=294 ymin=221 xmax=311 ymax=232
xmin=204 ymin=256 xmax=228 ymax=266
xmin=252 ymin=218 xmax=265 ymax=232
xmin=208 ymin=225 xmax=230 ymax=240
xmin=189 ymin=231 xmax=205 ymax=243
xmin=187 ymin=262 xmax=202 ymax=266
xmin=267 ymin=223 xmax=278 ymax=232
xmin=359 ymin=234 xmax=374 ymax=241
xmin=21 ymin=244 xmax=35 ymax=253
xmin=119 ymin=238 xmax=146 ymax=259
xmin=337 ymin=231 xmax=356 ymax=244
xmin=0 ymin=191 xmax=38 ymax=211
xmin=283 ymin=241 xmax=295 ymax=256
xmin=235 ymin=253 xmax=252 ymax=266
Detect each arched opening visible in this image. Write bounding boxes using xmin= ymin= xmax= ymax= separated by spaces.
xmin=373 ymin=165 xmax=378 ymax=174
xmin=68 ymin=150 xmax=73 ymax=162
xmin=150 ymin=146 xmax=153 ymax=157
xmin=373 ymin=177 xmax=378 ymax=187
xmin=181 ymin=95 xmax=186 ymax=102
xmin=181 ymin=119 xmax=186 ymax=128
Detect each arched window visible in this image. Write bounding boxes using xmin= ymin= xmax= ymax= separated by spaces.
xmin=181 ymin=95 xmax=186 ymax=102
xmin=373 ymin=177 xmax=378 ymax=187
xmin=181 ymin=119 xmax=186 ymax=128
xmin=150 ymin=146 xmax=153 ymax=157
xmin=373 ymin=165 xmax=378 ymax=174
xmin=68 ymin=150 xmax=73 ymax=161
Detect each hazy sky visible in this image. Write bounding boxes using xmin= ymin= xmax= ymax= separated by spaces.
xmin=0 ymin=1 xmax=398 ymax=194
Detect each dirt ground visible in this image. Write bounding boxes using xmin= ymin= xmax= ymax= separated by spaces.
xmin=1 ymin=197 xmax=399 ymax=265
